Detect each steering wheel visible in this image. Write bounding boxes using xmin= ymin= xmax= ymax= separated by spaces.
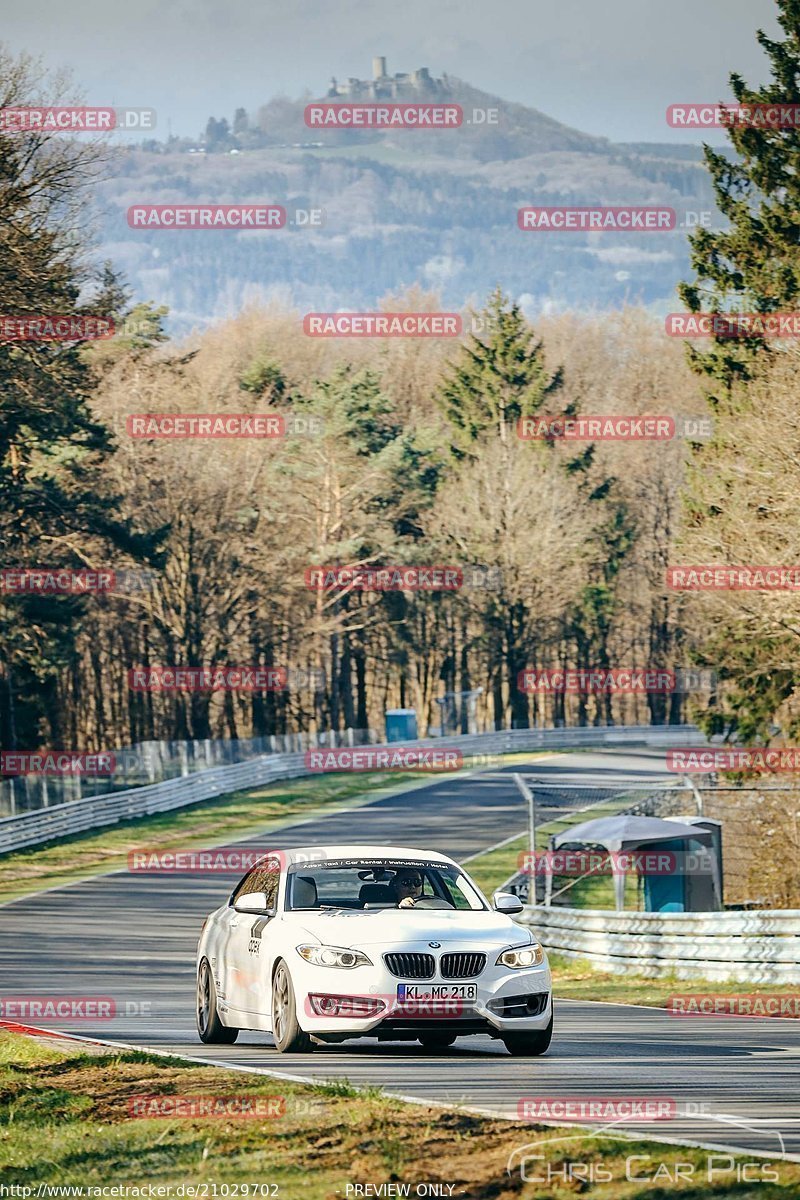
xmin=413 ymin=897 xmax=454 ymax=910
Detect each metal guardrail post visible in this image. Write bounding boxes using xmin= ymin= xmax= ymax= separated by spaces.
xmin=686 ymin=774 xmax=704 ymax=815
xmin=513 ymin=773 xmax=536 ymax=896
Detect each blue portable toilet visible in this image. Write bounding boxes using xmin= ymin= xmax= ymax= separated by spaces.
xmin=385 ymin=708 xmax=418 ymax=742
xmin=642 ymin=837 xmax=690 ymax=912
xmin=642 ymin=831 xmax=722 ymax=912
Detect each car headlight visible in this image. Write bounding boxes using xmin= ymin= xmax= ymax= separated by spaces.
xmin=496 ymin=942 xmax=544 ymax=969
xmin=296 ymin=944 xmax=372 ymax=969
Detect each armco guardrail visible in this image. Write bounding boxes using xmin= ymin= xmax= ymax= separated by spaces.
xmin=0 ymin=727 xmax=379 ymax=816
xmin=0 ymin=723 xmax=703 ymax=856
xmin=0 ymin=752 xmax=310 ymax=856
xmin=518 ymin=906 xmax=800 ymax=984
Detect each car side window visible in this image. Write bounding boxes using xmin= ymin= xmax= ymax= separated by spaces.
xmin=231 ymin=858 xmax=281 ymax=909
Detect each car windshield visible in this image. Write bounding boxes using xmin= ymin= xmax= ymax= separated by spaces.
xmin=285 ymin=858 xmax=488 ymax=912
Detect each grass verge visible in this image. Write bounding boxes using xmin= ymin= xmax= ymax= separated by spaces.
xmin=547 ymin=954 xmax=800 ymax=1010
xmin=0 ymin=1029 xmax=796 ymax=1198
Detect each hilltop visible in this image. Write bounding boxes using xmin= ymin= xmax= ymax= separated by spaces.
xmin=100 ymin=60 xmax=716 ymax=332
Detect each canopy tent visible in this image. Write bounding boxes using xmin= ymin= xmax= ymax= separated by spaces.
xmin=550 ymin=815 xmax=714 ymax=911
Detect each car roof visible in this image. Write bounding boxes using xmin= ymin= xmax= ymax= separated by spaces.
xmin=279 ymin=845 xmax=456 ymax=867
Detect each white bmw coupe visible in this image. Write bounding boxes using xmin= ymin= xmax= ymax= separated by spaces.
xmin=196 ymin=844 xmax=552 ymax=1056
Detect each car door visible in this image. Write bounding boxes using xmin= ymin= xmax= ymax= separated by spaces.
xmin=224 ymin=858 xmax=281 ymax=1016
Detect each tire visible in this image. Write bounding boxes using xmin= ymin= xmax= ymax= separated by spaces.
xmin=418 ymin=1032 xmax=458 ymax=1050
xmin=271 ymin=960 xmax=314 ymax=1053
xmin=197 ymin=958 xmax=238 ymax=1044
xmin=502 ymin=1014 xmax=553 ymax=1057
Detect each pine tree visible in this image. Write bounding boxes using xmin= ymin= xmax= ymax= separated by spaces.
xmin=438 ymin=287 xmax=562 ymax=456
xmin=436 ymin=290 xmax=567 ymax=727
xmin=85 ymin=262 xmax=169 ymax=362
xmin=239 ymin=356 xmax=288 ymax=402
xmin=676 ymin=2 xmax=800 ymax=740
xmin=0 ymin=51 xmax=160 ymax=750
xmin=678 ymin=0 xmax=800 ymax=399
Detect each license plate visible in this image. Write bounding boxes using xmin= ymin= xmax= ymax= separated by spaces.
xmin=397 ymin=984 xmax=477 ymax=1002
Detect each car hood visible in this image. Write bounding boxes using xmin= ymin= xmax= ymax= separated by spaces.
xmin=285 ymin=908 xmax=531 ymax=949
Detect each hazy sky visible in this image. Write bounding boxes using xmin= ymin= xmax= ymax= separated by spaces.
xmin=0 ymin=0 xmax=782 ymax=142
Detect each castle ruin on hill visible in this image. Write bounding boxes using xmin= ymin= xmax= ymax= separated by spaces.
xmin=327 ymin=57 xmax=449 ymax=100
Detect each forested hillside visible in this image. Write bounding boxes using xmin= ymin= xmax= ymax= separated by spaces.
xmin=98 ymin=75 xmax=715 ymax=331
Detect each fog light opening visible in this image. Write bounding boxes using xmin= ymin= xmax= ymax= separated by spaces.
xmin=309 ymin=993 xmax=386 ymax=1018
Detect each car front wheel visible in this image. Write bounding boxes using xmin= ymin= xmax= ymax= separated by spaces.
xmin=502 ymin=1013 xmax=553 ymax=1057
xmin=197 ymin=958 xmax=238 ymax=1044
xmin=271 ymin=960 xmax=314 ymax=1053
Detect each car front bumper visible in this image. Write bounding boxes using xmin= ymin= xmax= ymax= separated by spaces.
xmin=291 ymin=953 xmax=553 ymax=1036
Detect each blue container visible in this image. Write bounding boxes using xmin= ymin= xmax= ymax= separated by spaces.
xmin=385 ymin=708 xmax=418 ymax=742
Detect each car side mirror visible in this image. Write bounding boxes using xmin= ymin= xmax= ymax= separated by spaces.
xmin=234 ymin=892 xmax=272 ymax=914
xmin=493 ymin=891 xmax=524 ymax=915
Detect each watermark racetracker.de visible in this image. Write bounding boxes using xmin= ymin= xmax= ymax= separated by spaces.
xmin=0 ymin=567 xmax=155 ymax=595
xmin=0 ymin=995 xmax=152 ymax=1021
xmin=0 ymin=106 xmax=156 ymax=132
xmin=126 ymin=205 xmax=324 ymax=230
xmin=517 ymin=667 xmax=717 ymax=694
xmin=0 ymin=315 xmax=114 ymax=340
xmin=517 ymin=414 xmax=713 ymax=440
xmin=304 ymin=565 xmax=503 ymax=591
xmin=126 ymin=413 xmax=325 ymax=438
xmin=667 ymin=747 xmax=800 ymax=772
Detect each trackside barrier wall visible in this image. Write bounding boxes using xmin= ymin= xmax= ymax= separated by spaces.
xmin=0 ymin=728 xmax=377 ymax=815
xmin=518 ymin=905 xmax=800 ymax=984
xmin=0 ymin=723 xmax=703 ymax=855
